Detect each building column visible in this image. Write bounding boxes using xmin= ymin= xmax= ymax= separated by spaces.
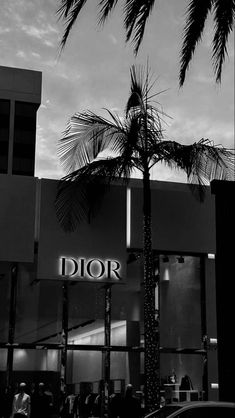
xmin=204 ymin=256 xmax=218 ymax=401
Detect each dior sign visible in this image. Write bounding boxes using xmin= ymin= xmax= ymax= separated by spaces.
xmin=59 ymin=257 xmax=122 ymax=281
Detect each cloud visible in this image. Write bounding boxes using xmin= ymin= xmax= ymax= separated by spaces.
xmin=109 ymin=34 xmax=118 ymax=45
xmin=32 ymin=52 xmax=41 ymax=59
xmin=0 ymin=27 xmax=10 ymax=34
xmin=20 ymin=23 xmax=59 ymax=47
xmin=44 ymin=40 xmax=55 ymax=48
xmin=16 ymin=50 xmax=27 ymax=59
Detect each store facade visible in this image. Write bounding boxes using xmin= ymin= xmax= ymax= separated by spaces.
xmin=0 ymin=65 xmax=228 ymax=408
xmin=0 ymin=174 xmax=219 ymax=403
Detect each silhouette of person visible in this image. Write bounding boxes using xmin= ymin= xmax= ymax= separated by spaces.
xmin=109 ymin=392 xmax=122 ymax=418
xmin=31 ymin=383 xmax=51 ymax=418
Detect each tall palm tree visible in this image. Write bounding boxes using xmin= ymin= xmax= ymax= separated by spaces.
xmin=55 ymin=65 xmax=234 ymax=413
xmin=57 ymin=0 xmax=234 ymax=85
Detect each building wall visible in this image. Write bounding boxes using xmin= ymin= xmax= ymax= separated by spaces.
xmin=212 ymin=180 xmax=235 ymax=402
xmin=130 ymin=180 xmax=216 ymax=253
xmin=0 ymin=65 xmax=41 ymax=176
xmin=0 ymin=66 xmax=41 ymax=104
xmin=0 ymin=175 xmax=37 ymax=262
xmin=0 ymin=173 xmax=218 ymax=399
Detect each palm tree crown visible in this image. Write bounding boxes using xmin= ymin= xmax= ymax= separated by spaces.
xmin=55 ymin=65 xmax=234 ymax=412
xmin=56 ymin=64 xmax=234 ymax=230
xmin=57 ymin=0 xmax=234 ymax=85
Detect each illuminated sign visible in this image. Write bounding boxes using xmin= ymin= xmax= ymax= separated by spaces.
xmin=59 ymin=257 xmax=122 ymax=281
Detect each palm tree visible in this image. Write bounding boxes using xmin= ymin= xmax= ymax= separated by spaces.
xmin=57 ymin=0 xmax=234 ymax=85
xmin=55 ymin=65 xmax=234 ymax=413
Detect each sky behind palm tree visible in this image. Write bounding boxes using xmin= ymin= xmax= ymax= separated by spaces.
xmin=0 ymin=0 xmax=234 ymax=181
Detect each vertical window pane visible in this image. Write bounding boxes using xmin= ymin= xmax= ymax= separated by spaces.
xmin=68 ymin=283 xmax=104 ymax=346
xmin=15 ymin=272 xmax=62 ymax=344
xmin=0 ymin=266 xmax=10 ymax=342
xmin=160 ymin=255 xmax=201 ymax=348
xmin=0 ymin=348 xmax=7 ymax=370
xmin=0 ymin=99 xmax=10 ymax=173
xmin=13 ymin=101 xmax=37 ymax=176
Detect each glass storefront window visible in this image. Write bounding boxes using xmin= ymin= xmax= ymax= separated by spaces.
xmin=0 ymin=265 xmax=10 ymax=342
xmin=0 ymin=349 xmax=7 ymax=370
xmin=160 ymin=353 xmax=205 ymax=403
xmin=15 ymin=269 xmax=62 ymax=344
xmin=11 ymin=349 xmax=60 ymax=413
xmin=160 ymin=255 xmax=202 ymax=348
xmin=13 ymin=349 xmax=60 ymax=373
xmin=68 ymin=283 xmax=104 ymax=346
xmin=67 ymin=349 xmax=102 ymax=391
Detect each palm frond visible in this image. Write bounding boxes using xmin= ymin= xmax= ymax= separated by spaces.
xmin=124 ymin=0 xmax=155 ymax=55
xmin=152 ymin=138 xmax=235 ymax=199
xmin=126 ymin=65 xmax=146 ymax=115
xmin=124 ymin=0 xmax=142 ymax=44
xmin=57 ymin=0 xmax=77 ymax=18
xmin=55 ymin=156 xmax=133 ymax=231
xmin=212 ymin=0 xmax=235 ymax=83
xmin=126 ymin=64 xmax=164 ymax=119
xmin=58 ymin=110 xmax=126 ymax=174
xmin=98 ymin=0 xmax=119 ymax=24
xmin=58 ymin=0 xmax=88 ymax=49
xmin=179 ymin=0 xmax=213 ymax=87
xmin=131 ymin=0 xmax=156 ymax=55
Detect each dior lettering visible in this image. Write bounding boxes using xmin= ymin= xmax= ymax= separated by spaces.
xmin=60 ymin=257 xmax=121 ymax=280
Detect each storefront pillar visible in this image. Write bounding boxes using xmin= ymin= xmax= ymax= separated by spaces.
xmin=6 ymin=263 xmax=18 ymax=388
xmin=204 ymin=256 xmax=218 ymax=401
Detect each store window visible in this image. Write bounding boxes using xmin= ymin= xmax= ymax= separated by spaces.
xmin=160 ymin=353 xmax=205 ymax=403
xmin=160 ymin=255 xmax=202 ymax=348
xmin=0 ymin=266 xmax=10 ymax=342
xmin=0 ymin=99 xmax=10 ymax=173
xmin=0 ymin=349 xmax=7 ymax=371
xmin=68 ymin=350 xmax=102 ymax=386
xmin=68 ymin=283 xmax=105 ymax=346
xmin=14 ymin=270 xmax=62 ymax=344
xmin=12 ymin=348 xmax=60 ymax=410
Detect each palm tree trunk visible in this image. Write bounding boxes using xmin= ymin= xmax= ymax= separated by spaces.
xmin=103 ymin=284 xmax=111 ymax=417
xmin=143 ymin=169 xmax=160 ymax=413
xmin=60 ymin=281 xmax=68 ymax=391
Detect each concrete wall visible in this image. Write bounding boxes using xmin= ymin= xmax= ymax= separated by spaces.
xmin=0 ymin=66 xmax=41 ymax=104
xmin=0 ymin=175 xmax=37 ymax=262
xmin=37 ymin=179 xmax=127 ymax=282
xmin=130 ymin=180 xmax=216 ymax=253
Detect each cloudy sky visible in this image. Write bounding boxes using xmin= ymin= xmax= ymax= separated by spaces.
xmin=0 ymin=0 xmax=234 ymax=181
